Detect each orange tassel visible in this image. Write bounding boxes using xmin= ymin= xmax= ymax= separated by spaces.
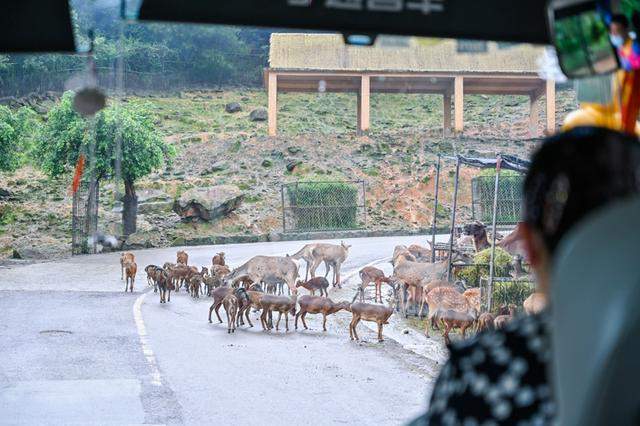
xmin=71 ymin=154 xmax=85 ymax=195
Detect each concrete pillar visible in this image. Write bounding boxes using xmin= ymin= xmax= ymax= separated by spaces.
xmin=454 ymin=76 xmax=464 ymax=133
xmin=529 ymin=93 xmax=541 ymax=138
xmin=546 ymin=79 xmax=556 ymax=134
xmin=268 ymin=72 xmax=278 ymax=136
xmin=443 ymin=93 xmax=452 ymax=136
xmin=357 ymin=75 xmax=370 ymax=135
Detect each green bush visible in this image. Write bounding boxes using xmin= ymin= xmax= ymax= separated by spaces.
xmin=491 ymin=281 xmax=535 ymax=312
xmin=472 ymin=171 xmax=524 ymax=224
xmin=455 ymin=247 xmax=512 ymax=287
xmin=287 ymin=181 xmax=359 ymax=231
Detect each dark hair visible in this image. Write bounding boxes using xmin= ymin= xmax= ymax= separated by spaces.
xmin=523 ymin=127 xmax=640 ymax=254
xmin=611 ymin=13 xmax=629 ymax=28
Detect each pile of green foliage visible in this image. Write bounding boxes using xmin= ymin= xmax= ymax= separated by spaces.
xmin=287 ymin=181 xmax=359 ymax=231
xmin=492 ymin=280 xmax=535 ymax=312
xmin=455 ymin=247 xmax=512 ymax=287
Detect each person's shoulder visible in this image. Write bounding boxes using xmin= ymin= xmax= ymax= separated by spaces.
xmin=448 ymin=313 xmax=549 ymax=359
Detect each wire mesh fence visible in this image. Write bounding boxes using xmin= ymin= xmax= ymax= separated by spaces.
xmin=281 ymin=180 xmax=366 ymax=232
xmin=480 ymin=277 xmax=536 ymax=313
xmin=471 ymin=174 xmax=525 ymax=225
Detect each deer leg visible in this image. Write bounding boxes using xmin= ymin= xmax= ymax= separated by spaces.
xmin=295 ymin=310 xmax=301 ymax=330
xmin=285 ymin=313 xmax=289 ymax=332
xmin=276 ymin=312 xmax=282 ymax=331
xmin=349 ymin=317 xmax=355 ymax=340
xmin=334 ymin=263 xmax=342 ymax=288
xmin=208 ymin=303 xmax=215 ymax=323
xmin=167 ymin=289 xmax=171 ymax=302
xmin=301 ymin=312 xmax=309 ymax=330
xmin=260 ymin=310 xmax=267 ymax=330
xmin=378 ymin=322 xmax=384 ymax=342
xmin=322 ymin=313 xmax=327 ymax=332
xmin=215 ymin=302 xmax=223 ymax=323
xmin=418 ymin=295 xmax=425 ymax=319
xmin=245 ymin=308 xmax=253 ymax=328
xmin=444 ymin=322 xmax=453 ymax=345
xmin=352 ymin=317 xmax=360 ymax=341
xmin=309 ymin=257 xmax=322 ymax=278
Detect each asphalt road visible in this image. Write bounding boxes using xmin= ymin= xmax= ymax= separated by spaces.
xmin=0 ymin=235 xmax=446 ymax=425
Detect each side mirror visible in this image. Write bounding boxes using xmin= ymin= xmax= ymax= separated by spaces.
xmin=548 ymin=0 xmax=619 ymax=79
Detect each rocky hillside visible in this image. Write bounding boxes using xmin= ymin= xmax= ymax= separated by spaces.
xmin=0 ymin=88 xmax=578 ymax=260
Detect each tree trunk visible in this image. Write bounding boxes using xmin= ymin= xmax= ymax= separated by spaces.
xmin=123 ymin=179 xmax=138 ymax=237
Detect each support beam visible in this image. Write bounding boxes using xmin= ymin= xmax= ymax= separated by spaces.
xmin=546 ymin=79 xmax=556 ymax=134
xmin=529 ymin=93 xmax=541 ymax=138
xmin=268 ymin=72 xmax=278 ymax=136
xmin=357 ymin=75 xmax=371 ymax=134
xmin=454 ymin=76 xmax=464 ymax=133
xmin=443 ymin=93 xmax=452 ymax=136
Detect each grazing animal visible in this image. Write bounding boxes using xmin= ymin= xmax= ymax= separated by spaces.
xmin=295 ymin=296 xmax=351 ymax=331
xmin=200 ymin=266 xmax=210 ymax=277
xmin=438 ymin=308 xmax=478 ymax=345
xmin=407 ymin=244 xmax=431 ymax=262
xmin=462 ymin=288 xmax=481 ymax=313
xmin=211 ymin=264 xmax=231 ymax=278
xmin=356 ymin=266 xmax=393 ymax=303
xmin=349 ymin=288 xmax=397 ymax=343
xmin=289 ymin=244 xmax=330 ymax=281
xmin=176 ymin=250 xmax=188 ymax=265
xmin=391 ymin=245 xmax=417 ymax=266
xmin=494 ymin=304 xmax=517 ymax=329
xmin=120 ymin=252 xmax=135 ymax=280
xmin=259 ymin=292 xmax=298 ymax=332
xmin=463 ymin=221 xmax=491 ymax=252
xmin=124 ymin=261 xmax=137 ymax=292
xmin=165 ymin=264 xmax=192 ymax=292
xmin=156 ymin=268 xmax=174 ymax=303
xmin=208 ymin=287 xmax=234 ymax=323
xmin=476 ymin=312 xmax=495 ymax=332
xmin=309 ymin=242 xmax=351 ymax=288
xmin=523 ymin=292 xmax=547 ymax=315
xmin=212 ymin=252 xmax=226 ymax=266
xmin=423 ymin=286 xmax=472 ymax=337
xmin=224 ymin=255 xmax=298 ymax=293
xmin=144 ymin=265 xmax=158 ymax=287
xmin=189 ymin=274 xmax=203 ymax=298
xmin=237 ymin=285 xmax=266 ymax=328
xmin=296 ymin=277 xmax=330 ymax=297
xmin=203 ymin=275 xmax=223 ymax=296
xmin=222 ymin=292 xmax=238 ymax=333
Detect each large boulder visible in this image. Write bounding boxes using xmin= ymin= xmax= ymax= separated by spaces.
xmin=225 ymin=102 xmax=242 ymax=113
xmin=249 ymin=108 xmax=268 ymax=122
xmin=173 ymin=185 xmax=244 ymax=222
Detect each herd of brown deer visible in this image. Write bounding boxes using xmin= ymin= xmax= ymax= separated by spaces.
xmin=120 ymin=225 xmax=546 ymax=344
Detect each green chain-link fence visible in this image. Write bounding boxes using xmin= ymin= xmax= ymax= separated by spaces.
xmin=281 ymin=180 xmax=366 ymax=232
xmin=471 ymin=173 xmax=525 ymax=225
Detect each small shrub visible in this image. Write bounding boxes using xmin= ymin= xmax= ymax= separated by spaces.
xmin=287 ymin=181 xmax=359 ymax=231
xmin=455 ymin=247 xmax=512 ymax=287
xmin=491 ymin=281 xmax=535 ymax=312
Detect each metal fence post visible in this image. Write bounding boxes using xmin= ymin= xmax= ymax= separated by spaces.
xmin=431 ymin=154 xmax=441 ymax=263
xmin=487 ymin=155 xmax=502 ymax=311
xmin=362 ymin=180 xmax=367 ymax=228
xmin=280 ymin=184 xmax=286 ymax=232
xmin=447 ymin=156 xmax=460 ymax=281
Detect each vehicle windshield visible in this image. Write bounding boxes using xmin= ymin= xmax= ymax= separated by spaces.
xmin=0 ymin=1 xmax=590 ymax=424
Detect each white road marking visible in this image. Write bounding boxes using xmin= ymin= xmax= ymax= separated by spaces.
xmin=133 ymin=290 xmax=163 ymax=386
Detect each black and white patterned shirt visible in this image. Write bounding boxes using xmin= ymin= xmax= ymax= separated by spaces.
xmin=411 ymin=313 xmax=555 ymax=426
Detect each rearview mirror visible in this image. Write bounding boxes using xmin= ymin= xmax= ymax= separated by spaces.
xmin=548 ymin=0 xmax=619 ymax=78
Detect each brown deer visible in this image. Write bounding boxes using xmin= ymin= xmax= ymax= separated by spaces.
xmin=203 ymin=275 xmax=223 ymax=296
xmin=437 ymin=308 xmax=478 ymax=345
xmin=156 ymin=268 xmax=174 ymax=303
xmin=224 ymin=255 xmax=298 ymax=293
xmin=494 ymin=305 xmax=517 ymax=329
xmin=523 ymin=292 xmax=547 ymax=315
xmin=209 ymin=287 xmax=234 ymax=323
xmin=212 ymin=252 xmax=226 ymax=266
xmin=176 ymin=250 xmax=188 ymax=265
xmin=189 ymin=274 xmax=203 ymax=298
xmin=356 ymin=266 xmax=393 ymax=303
xmin=295 ymin=295 xmax=351 ymax=331
xmin=222 ymin=292 xmax=238 ymax=334
xmin=237 ymin=284 xmax=266 ymax=328
xmin=462 ymin=288 xmax=481 ymax=312
xmin=349 ymin=286 xmax=397 ymax=342
xmin=144 ymin=264 xmax=159 ymax=287
xmin=407 ymin=244 xmax=431 ymax=262
xmin=289 ymin=243 xmax=330 ymax=281
xmin=200 ymin=266 xmax=210 ymax=277
xmin=120 ymin=252 xmax=135 ymax=280
xmin=166 ymin=264 xmax=192 ymax=292
xmin=309 ymin=242 xmax=351 ymax=288
xmin=259 ymin=291 xmax=298 ymax=332
xmin=211 ymin=264 xmax=231 ymax=278
xmin=391 ymin=245 xmax=417 ymax=266
xmin=476 ymin=312 xmax=495 ymax=332
xmin=295 ymin=277 xmax=330 ymax=297
xmin=423 ymin=286 xmax=471 ymax=337
xmin=124 ymin=261 xmax=137 ymax=292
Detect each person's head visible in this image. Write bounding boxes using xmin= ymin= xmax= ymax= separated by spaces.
xmin=521 ymin=127 xmax=640 ymax=293
xmin=609 ymin=14 xmax=630 ymax=48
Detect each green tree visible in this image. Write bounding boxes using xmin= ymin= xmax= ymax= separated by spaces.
xmin=41 ymin=92 xmax=174 ymax=236
xmin=0 ymin=105 xmax=41 ymax=171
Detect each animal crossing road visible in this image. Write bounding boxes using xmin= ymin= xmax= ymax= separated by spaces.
xmin=0 ymin=236 xmax=444 ymax=425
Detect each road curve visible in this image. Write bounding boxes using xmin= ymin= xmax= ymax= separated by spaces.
xmin=0 ymin=235 xmax=443 ymax=425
